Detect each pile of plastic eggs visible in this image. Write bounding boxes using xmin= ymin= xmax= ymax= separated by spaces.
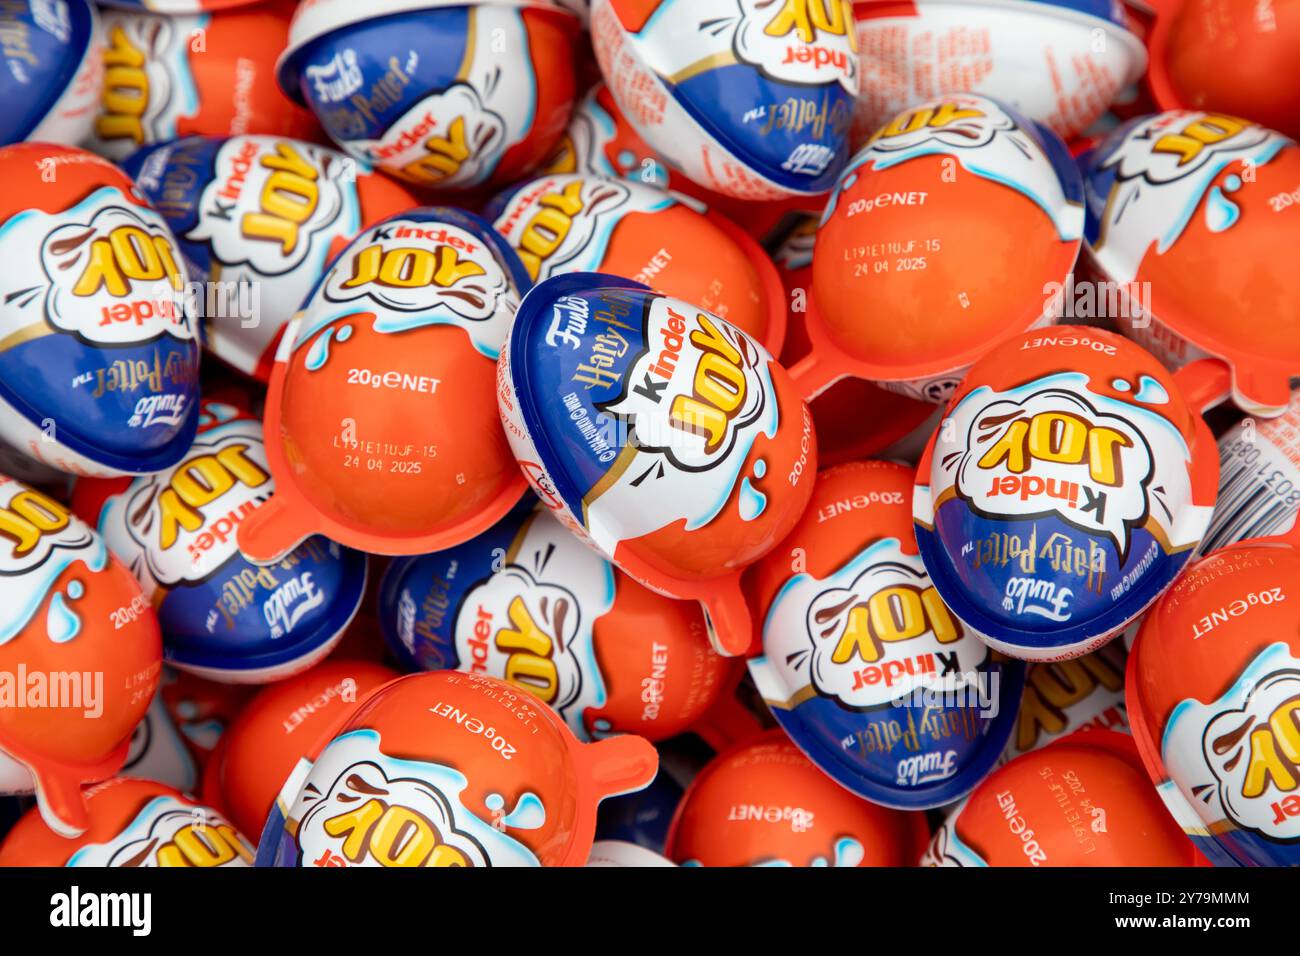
xmin=0 ymin=0 xmax=1296 ymax=869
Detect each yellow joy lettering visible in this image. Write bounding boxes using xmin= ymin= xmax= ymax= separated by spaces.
xmin=1242 ymin=698 xmax=1300 ymax=799
xmin=872 ymin=101 xmax=984 ymax=143
xmin=153 ymin=824 xmax=253 ymax=867
xmin=764 ymin=0 xmax=851 ymax=42
xmin=241 ymin=142 xmax=321 ymax=255
xmin=668 ymin=314 xmax=749 ymax=453
xmin=96 ymin=26 xmax=148 ymax=144
xmin=323 ymin=798 xmax=471 ymax=867
xmin=1153 ymin=114 xmax=1249 ymax=166
xmin=73 ymin=227 xmax=184 ymax=297
xmin=830 ymin=584 xmax=959 ymax=665
xmin=157 ymin=443 xmax=269 ymax=550
xmin=0 ymin=491 xmax=70 ymax=557
xmin=402 ymin=115 xmax=471 ymax=184
xmin=495 ymin=596 xmax=559 ymax=703
xmin=978 ymin=412 xmax=1131 ymax=486
xmin=342 ymin=244 xmax=486 ymax=290
xmin=516 ymin=180 xmax=585 ymax=280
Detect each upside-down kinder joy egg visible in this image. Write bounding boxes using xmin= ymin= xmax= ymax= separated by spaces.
xmin=1200 ymin=386 xmax=1300 ymax=553
xmin=235 ymin=207 xmax=532 ymax=562
xmin=1126 ymin=521 xmax=1300 ymax=866
xmin=124 ymin=135 xmax=418 ymax=381
xmin=852 ymin=0 xmax=1148 ymax=146
xmin=0 ymin=144 xmax=201 ymax=478
xmin=912 ymin=327 xmax=1229 ymax=662
xmin=0 ymin=0 xmax=101 ymax=147
xmin=258 ymin=670 xmax=658 ymax=867
xmin=589 ymin=0 xmax=860 ymax=201
xmin=0 ymin=475 xmax=162 ymax=838
xmin=1001 ymin=642 xmax=1128 ymax=764
xmin=665 ymin=729 xmax=929 ymax=866
xmin=72 ymin=401 xmax=369 ymax=684
xmin=921 ymin=729 xmax=1202 ymax=866
xmin=276 ymin=0 xmax=580 ymax=191
xmin=794 ymin=94 xmax=1085 ymax=405
xmin=90 ymin=0 xmax=320 ymax=162
xmin=1144 ymin=0 xmax=1300 ymax=142
xmin=748 ymin=461 xmax=1025 ymax=808
xmin=497 ymin=273 xmax=818 ymax=658
xmin=379 ymin=499 xmax=743 ymax=742
xmin=488 ymin=173 xmax=788 ymax=353
xmin=1081 ymin=111 xmax=1300 ymax=418
xmin=0 ymin=778 xmax=252 ymax=867
xmin=201 ymin=659 xmax=399 ymax=841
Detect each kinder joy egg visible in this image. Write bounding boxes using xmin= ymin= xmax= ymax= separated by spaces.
xmin=72 ymin=401 xmax=369 ymax=684
xmin=379 ymin=500 xmax=738 ymax=741
xmin=1002 ymin=641 xmax=1128 ymax=764
xmin=0 ymin=474 xmax=162 ymax=838
xmin=0 ymin=0 xmax=101 ymax=147
xmin=853 ymin=0 xmax=1147 ymax=146
xmin=587 ymin=839 xmax=675 ymax=865
xmin=90 ymin=1 xmax=320 ymax=162
xmin=913 ymin=327 xmax=1226 ymax=662
xmin=0 ymin=144 xmax=200 ymax=478
xmin=1201 ymin=387 xmax=1300 ymax=553
xmin=0 ymin=778 xmax=252 ymax=867
xmin=1146 ymin=0 xmax=1300 ymax=142
xmin=124 ymin=135 xmax=418 ymax=381
xmin=665 ymin=729 xmax=929 ymax=865
xmin=589 ymin=0 xmax=860 ymax=201
xmin=489 ymin=173 xmax=787 ymax=353
xmin=497 ymin=273 xmax=817 ymax=658
xmin=236 ymin=207 xmax=531 ymax=562
xmin=201 ymin=659 xmax=399 ymax=840
xmin=1081 ymin=111 xmax=1300 ymax=418
xmin=277 ymin=0 xmax=580 ymax=191
xmin=258 ymin=670 xmax=658 ymax=867
xmin=797 ymin=94 xmax=1085 ymax=405
xmin=1126 ymin=526 xmax=1300 ymax=866
xmin=921 ymin=730 xmax=1201 ymax=865
xmin=748 ymin=461 xmax=1025 ymax=808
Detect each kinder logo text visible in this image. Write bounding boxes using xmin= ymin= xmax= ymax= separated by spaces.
xmin=190 ymin=137 xmax=348 ymax=277
xmin=734 ymin=0 xmax=858 ymax=90
xmin=323 ymin=220 xmax=512 ymax=325
xmin=603 ymin=301 xmax=768 ymax=471
xmin=496 ymin=175 xmax=633 ymax=282
xmin=34 ymin=198 xmax=192 ymax=346
xmin=951 ymin=387 xmax=1153 ymax=558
